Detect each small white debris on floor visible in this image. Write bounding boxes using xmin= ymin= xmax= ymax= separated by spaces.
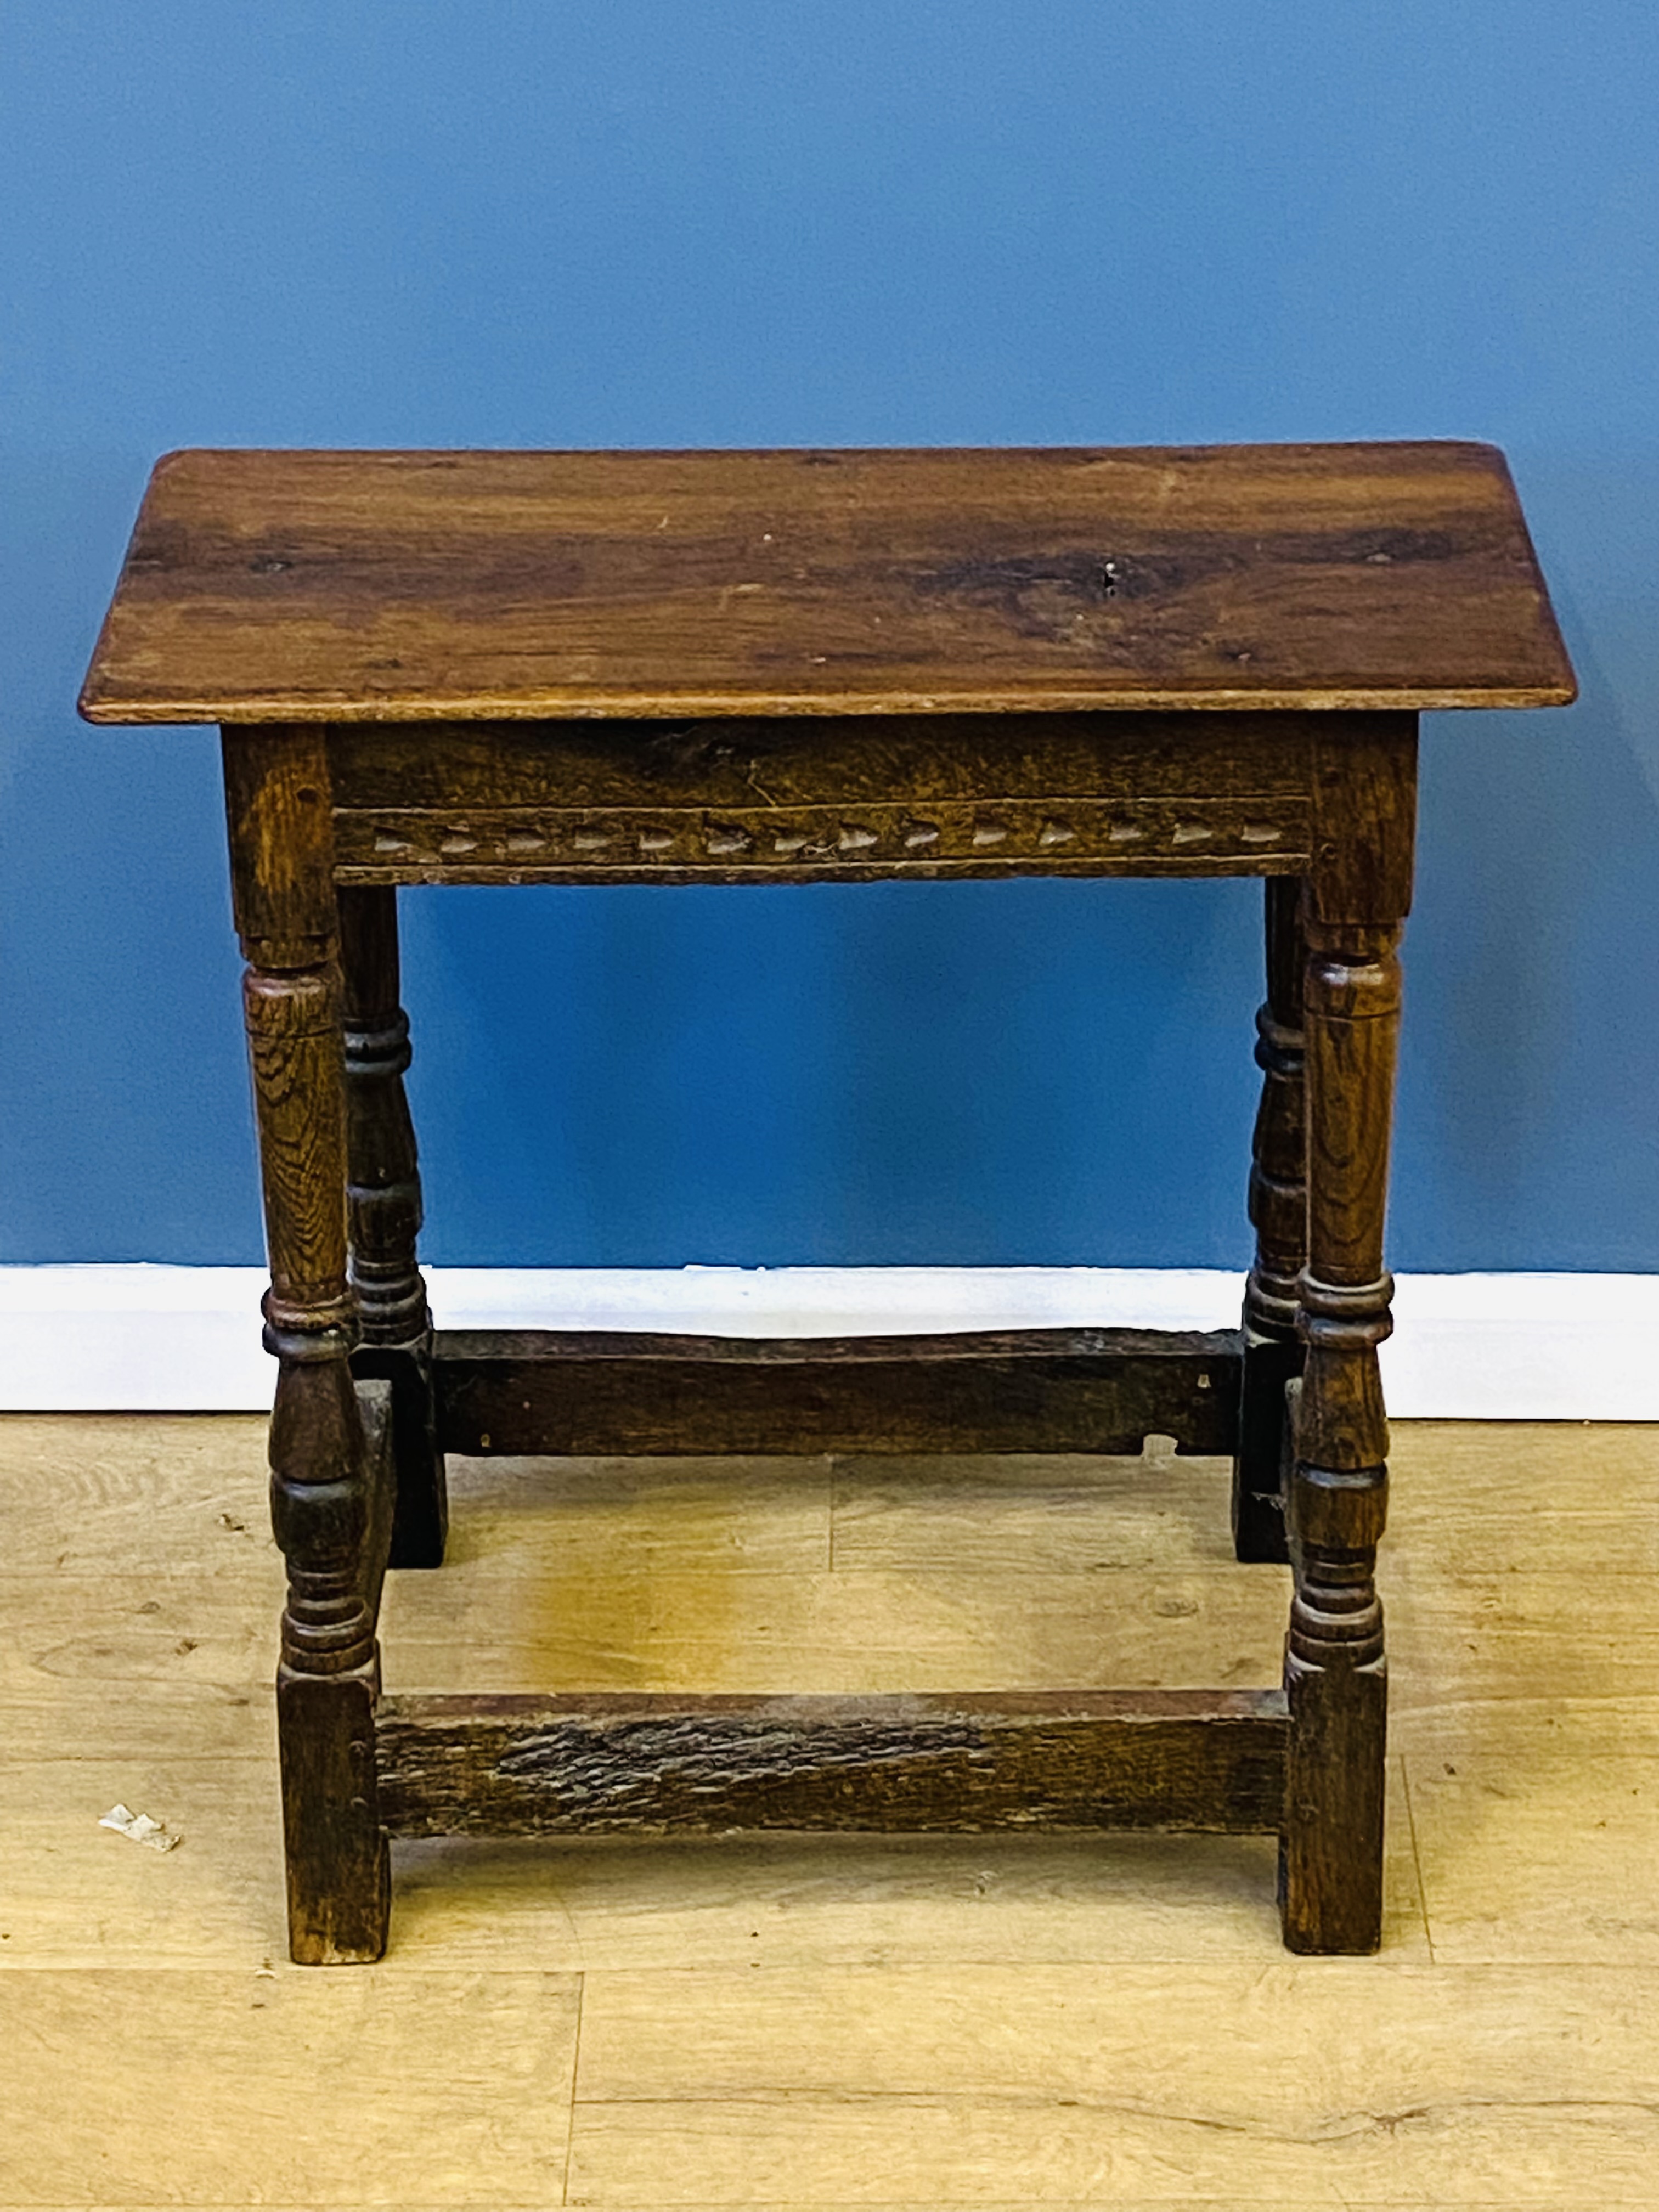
xmin=98 ymin=1803 xmax=181 ymax=1852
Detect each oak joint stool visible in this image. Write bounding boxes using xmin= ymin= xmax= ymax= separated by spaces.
xmin=82 ymin=442 xmax=1573 ymax=1960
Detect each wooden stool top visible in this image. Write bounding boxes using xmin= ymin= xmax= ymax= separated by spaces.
xmin=80 ymin=442 xmax=1573 ymax=725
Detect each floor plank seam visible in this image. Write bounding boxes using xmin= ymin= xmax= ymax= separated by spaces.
xmin=561 ymin=1969 xmax=585 ymax=2207
xmin=10 ymin=1418 xmax=1659 ymax=2204
xmin=1397 ymin=1752 xmax=1437 ymax=1963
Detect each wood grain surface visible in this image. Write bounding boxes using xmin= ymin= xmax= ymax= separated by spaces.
xmin=374 ymin=1688 xmax=1288 ymax=1839
xmin=79 ymin=443 xmax=1575 ymax=722
xmin=328 ymin=709 xmax=1327 ymax=884
xmin=433 ymin=1325 xmax=1242 ymax=1459
xmin=5 ymin=1415 xmax=1659 ymax=2205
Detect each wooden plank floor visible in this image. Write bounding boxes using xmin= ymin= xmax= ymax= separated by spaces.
xmin=1 ymin=1414 xmax=1656 ymax=2207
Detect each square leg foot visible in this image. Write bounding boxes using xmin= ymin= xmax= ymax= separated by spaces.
xmin=1279 ymin=1651 xmax=1386 ymax=1954
xmin=279 ymin=1663 xmax=392 ymax=1964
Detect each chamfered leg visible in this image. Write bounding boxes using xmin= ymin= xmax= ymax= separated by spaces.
xmin=1280 ymin=714 xmax=1415 ymax=1955
xmin=1234 ymin=874 xmax=1306 ymax=1564
xmin=338 ymin=884 xmax=445 ymax=1568
xmin=224 ymin=726 xmax=391 ymax=1965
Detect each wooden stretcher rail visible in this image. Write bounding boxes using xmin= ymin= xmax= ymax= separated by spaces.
xmin=431 ymin=1325 xmax=1243 ymax=1458
xmin=374 ymin=1689 xmax=1290 ymax=1838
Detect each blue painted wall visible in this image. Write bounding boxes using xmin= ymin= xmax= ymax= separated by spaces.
xmin=3 ymin=2 xmax=1656 ymax=1269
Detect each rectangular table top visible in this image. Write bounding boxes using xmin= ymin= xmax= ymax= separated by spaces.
xmin=79 ymin=442 xmax=1574 ymax=724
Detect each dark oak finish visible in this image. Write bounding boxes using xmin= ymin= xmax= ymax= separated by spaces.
xmin=82 ymin=444 xmax=1573 ymax=723
xmin=375 ymin=1690 xmax=1289 ymax=1838
xmin=338 ymin=885 xmax=446 ymax=1568
xmin=1233 ymin=876 xmax=1308 ymax=1564
xmin=81 ymin=443 xmax=1574 ymax=1963
xmin=222 ymin=725 xmax=390 ymax=1964
xmin=1278 ymin=716 xmax=1415 ymax=1955
xmin=276 ymin=1379 xmax=394 ymax=1966
xmin=434 ymin=1327 xmax=1240 ymax=1459
xmin=329 ymin=710 xmax=1319 ymax=885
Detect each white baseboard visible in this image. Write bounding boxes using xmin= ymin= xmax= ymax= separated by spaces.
xmin=0 ymin=1265 xmax=1653 ymax=1420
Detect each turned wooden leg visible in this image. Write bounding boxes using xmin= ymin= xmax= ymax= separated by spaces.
xmin=1280 ymin=716 xmax=1414 ymax=1956
xmin=339 ymin=885 xmax=445 ymax=1569
xmin=1282 ymin=920 xmax=1397 ymax=1955
xmin=1280 ymin=912 xmax=1396 ymax=1951
xmin=1234 ymin=876 xmax=1306 ymax=1564
xmin=225 ymin=727 xmax=391 ymax=1965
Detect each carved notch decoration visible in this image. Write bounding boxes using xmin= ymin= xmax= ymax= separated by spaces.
xmin=335 ymin=797 xmax=1312 ymax=881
